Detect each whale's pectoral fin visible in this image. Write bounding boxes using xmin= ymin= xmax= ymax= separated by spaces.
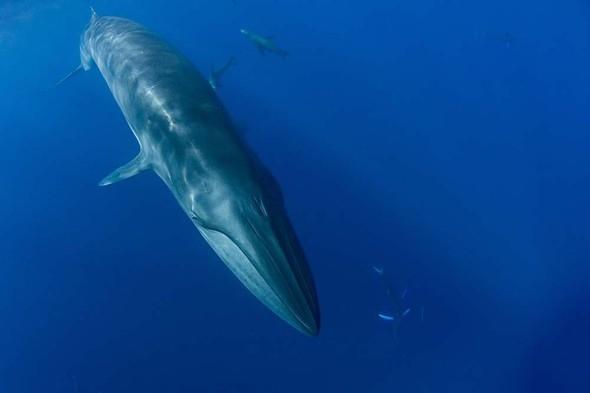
xmin=55 ymin=64 xmax=85 ymax=87
xmin=98 ymin=152 xmax=149 ymax=186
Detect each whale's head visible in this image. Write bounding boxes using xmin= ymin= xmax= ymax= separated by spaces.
xmin=188 ymin=165 xmax=320 ymax=336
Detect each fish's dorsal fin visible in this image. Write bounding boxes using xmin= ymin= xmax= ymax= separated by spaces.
xmin=99 ymin=152 xmax=149 ymax=186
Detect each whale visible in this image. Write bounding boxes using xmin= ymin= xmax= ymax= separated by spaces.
xmin=66 ymin=9 xmax=320 ymax=335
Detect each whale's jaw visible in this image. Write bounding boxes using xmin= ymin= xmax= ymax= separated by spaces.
xmin=193 ymin=203 xmax=320 ymax=336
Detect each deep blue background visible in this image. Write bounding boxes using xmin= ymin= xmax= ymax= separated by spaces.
xmin=1 ymin=0 xmax=589 ymax=392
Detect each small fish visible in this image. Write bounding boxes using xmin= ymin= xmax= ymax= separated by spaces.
xmin=378 ymin=313 xmax=395 ymax=321
xmin=372 ymin=265 xmax=384 ymax=275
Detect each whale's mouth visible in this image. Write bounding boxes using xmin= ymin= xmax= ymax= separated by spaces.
xmin=191 ymin=215 xmax=319 ymax=336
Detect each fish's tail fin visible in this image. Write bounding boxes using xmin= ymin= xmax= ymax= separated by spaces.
xmin=55 ymin=64 xmax=84 ymax=87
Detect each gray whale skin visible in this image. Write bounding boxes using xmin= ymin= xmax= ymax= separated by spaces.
xmin=76 ymin=11 xmax=320 ymax=336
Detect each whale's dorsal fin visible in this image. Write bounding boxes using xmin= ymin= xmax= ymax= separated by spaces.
xmin=90 ymin=7 xmax=98 ymax=21
xmin=99 ymin=152 xmax=149 ymax=186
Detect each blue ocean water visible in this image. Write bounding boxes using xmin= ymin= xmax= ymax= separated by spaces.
xmin=1 ymin=0 xmax=589 ymax=392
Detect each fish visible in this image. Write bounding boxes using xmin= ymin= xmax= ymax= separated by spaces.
xmin=240 ymin=28 xmax=288 ymax=58
xmin=373 ymin=267 xmax=412 ymax=341
xmin=61 ymin=8 xmax=320 ymax=336
xmin=372 ymin=265 xmax=384 ymax=275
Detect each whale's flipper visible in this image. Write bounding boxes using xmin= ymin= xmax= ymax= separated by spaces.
xmin=55 ymin=64 xmax=84 ymax=87
xmin=99 ymin=152 xmax=149 ymax=186
xmin=56 ymin=7 xmax=98 ymax=87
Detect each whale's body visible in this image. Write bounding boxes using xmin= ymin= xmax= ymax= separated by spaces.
xmin=78 ymin=12 xmax=320 ymax=335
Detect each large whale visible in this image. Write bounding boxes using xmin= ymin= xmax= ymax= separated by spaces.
xmin=68 ymin=9 xmax=320 ymax=335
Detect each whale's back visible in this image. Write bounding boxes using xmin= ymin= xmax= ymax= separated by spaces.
xmin=83 ymin=16 xmax=240 ymax=171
